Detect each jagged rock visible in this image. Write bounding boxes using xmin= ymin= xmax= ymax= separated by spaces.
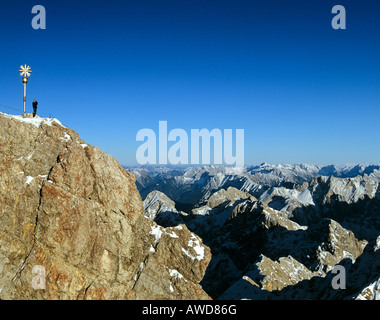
xmin=188 ymin=187 xmax=256 ymax=219
xmin=322 ymin=175 xmax=377 ymax=204
xmin=258 ymin=185 xmax=315 ymax=214
xmin=257 ymin=202 xmax=307 ymax=231
xmin=144 ymin=191 xmax=178 ymax=219
xmin=143 ymin=191 xmax=188 ymax=228
xmin=206 ymin=187 xmax=253 ymax=209
xmin=315 ymin=219 xmax=368 ymax=272
xmin=243 ymin=255 xmax=319 ymax=292
xmin=355 ymin=278 xmax=380 ymax=300
xmin=133 ymin=223 xmax=211 ymax=299
xmin=0 ymin=113 xmax=211 ymax=300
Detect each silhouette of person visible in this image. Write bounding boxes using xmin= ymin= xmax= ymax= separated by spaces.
xmin=32 ymin=100 xmax=38 ymax=117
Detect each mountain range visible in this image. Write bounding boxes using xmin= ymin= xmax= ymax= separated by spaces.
xmin=129 ymin=164 xmax=380 ymax=299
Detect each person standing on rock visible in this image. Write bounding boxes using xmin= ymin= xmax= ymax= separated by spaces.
xmin=32 ymin=100 xmax=38 ymax=117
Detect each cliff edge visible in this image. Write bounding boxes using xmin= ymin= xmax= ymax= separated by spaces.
xmin=0 ymin=113 xmax=211 ymax=300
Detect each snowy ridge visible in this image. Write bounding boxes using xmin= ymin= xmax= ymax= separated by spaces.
xmin=0 ymin=112 xmax=65 ymax=128
xmin=129 ymin=163 xmax=380 ymax=209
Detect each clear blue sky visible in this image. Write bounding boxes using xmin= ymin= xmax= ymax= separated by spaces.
xmin=0 ymin=0 xmax=379 ymax=166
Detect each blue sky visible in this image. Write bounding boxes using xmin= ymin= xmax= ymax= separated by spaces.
xmin=0 ymin=0 xmax=379 ymax=166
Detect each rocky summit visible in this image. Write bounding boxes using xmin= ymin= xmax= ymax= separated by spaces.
xmin=0 ymin=113 xmax=211 ymax=300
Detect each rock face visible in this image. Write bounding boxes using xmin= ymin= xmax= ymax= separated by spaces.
xmin=143 ymin=191 xmax=188 ymax=227
xmin=0 ymin=113 xmax=211 ymax=300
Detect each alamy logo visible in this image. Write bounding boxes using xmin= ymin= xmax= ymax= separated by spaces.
xmin=31 ymin=5 xmax=46 ymax=30
xmin=136 ymin=121 xmax=245 ymax=167
xmin=331 ymin=265 xmax=346 ymax=290
xmin=29 ymin=5 xmax=346 ymax=30
xmin=331 ymin=5 xmax=346 ymax=30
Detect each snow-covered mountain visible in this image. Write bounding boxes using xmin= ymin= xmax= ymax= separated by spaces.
xmin=135 ymin=164 xmax=380 ymax=300
xmin=129 ymin=163 xmax=380 ymax=209
xmin=247 ymin=163 xmax=380 ymax=185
